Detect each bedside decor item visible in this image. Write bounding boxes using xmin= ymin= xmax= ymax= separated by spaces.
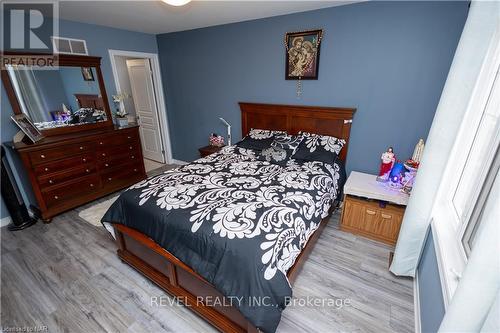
xmin=219 ymin=117 xmax=232 ymax=145
xmin=411 ymin=138 xmax=425 ymax=163
xmin=400 ymin=139 xmax=424 ymax=194
xmin=388 ymin=161 xmax=405 ymax=188
xmin=81 ymin=67 xmax=94 ymax=81
xmin=285 ymin=29 xmax=323 ymax=97
xmin=209 ymin=133 xmax=224 ymax=147
xmin=11 ymin=114 xmax=44 ymax=143
xmin=376 ymin=147 xmax=396 ymax=182
xmin=112 ymin=92 xmax=130 ymax=127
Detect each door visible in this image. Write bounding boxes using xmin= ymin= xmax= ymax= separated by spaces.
xmin=126 ymin=59 xmax=164 ymax=162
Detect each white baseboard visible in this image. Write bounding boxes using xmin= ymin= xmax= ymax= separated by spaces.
xmin=171 ymin=159 xmax=188 ymax=165
xmin=0 ymin=216 xmax=12 ymax=228
xmin=414 ymin=273 xmax=422 ymax=333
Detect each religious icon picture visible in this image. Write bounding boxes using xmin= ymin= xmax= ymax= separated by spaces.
xmin=285 ymin=29 xmax=323 ymax=80
xmin=81 ymin=67 xmax=95 ymax=81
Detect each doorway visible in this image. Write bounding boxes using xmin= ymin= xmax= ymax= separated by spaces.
xmin=109 ymin=50 xmax=172 ymax=172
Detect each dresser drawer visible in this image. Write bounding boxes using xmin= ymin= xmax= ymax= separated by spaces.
xmin=101 ymin=162 xmax=144 ymax=189
xmin=43 ymin=175 xmax=100 ymax=207
xmin=34 ymin=154 xmax=95 ymax=176
xmin=30 ymin=142 xmax=94 ymax=165
xmin=97 ymin=142 xmax=141 ymax=159
xmin=341 ymin=195 xmax=405 ymax=245
xmin=38 ymin=164 xmax=96 ymax=188
xmin=98 ymin=152 xmax=140 ymax=170
xmin=96 ymin=130 xmax=139 ymax=149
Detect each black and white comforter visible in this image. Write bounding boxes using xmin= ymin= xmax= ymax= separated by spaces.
xmin=102 ymin=146 xmax=346 ymax=332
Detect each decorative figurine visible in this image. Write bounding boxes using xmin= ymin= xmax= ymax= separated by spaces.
xmin=377 ymin=147 xmax=396 ymax=182
xmin=412 ymin=138 xmax=425 ymax=163
xmin=388 ymin=161 xmax=405 ymax=188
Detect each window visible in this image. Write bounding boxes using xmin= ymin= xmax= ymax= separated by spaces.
xmin=431 ymin=33 xmax=500 ymax=306
xmin=461 ymin=147 xmax=499 ymax=256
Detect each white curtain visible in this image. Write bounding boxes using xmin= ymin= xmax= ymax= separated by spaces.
xmin=390 ymin=0 xmax=500 ymax=277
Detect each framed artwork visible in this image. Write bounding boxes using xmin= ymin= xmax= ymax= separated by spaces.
xmin=285 ymin=29 xmax=323 ymax=80
xmin=11 ymin=114 xmax=44 ymax=143
xmin=81 ymin=67 xmax=94 ymax=81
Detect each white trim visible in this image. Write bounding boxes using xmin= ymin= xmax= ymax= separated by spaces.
xmin=171 ymin=159 xmax=189 ymax=165
xmin=414 ymin=272 xmax=422 ymax=333
xmin=0 ymin=216 xmax=12 ymax=228
xmin=108 ymin=49 xmax=173 ymax=164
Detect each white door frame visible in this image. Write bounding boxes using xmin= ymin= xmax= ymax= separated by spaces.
xmin=108 ymin=49 xmax=172 ymax=164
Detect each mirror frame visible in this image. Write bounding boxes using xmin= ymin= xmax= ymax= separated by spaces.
xmin=1 ymin=52 xmax=114 ymax=137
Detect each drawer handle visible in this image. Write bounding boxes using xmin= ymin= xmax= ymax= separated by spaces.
xmin=127 ymin=136 xmax=131 ymax=139
xmin=86 ymin=169 xmax=91 ymax=173
xmin=105 ymin=163 xmax=109 ymax=167
xmin=108 ymin=177 xmax=112 ymax=181
xmin=79 ymin=146 xmax=84 ymax=150
xmin=82 ymin=158 xmax=87 ymax=162
xmin=99 ymin=142 xmax=103 ymax=145
xmin=129 ymin=146 xmax=133 ymax=150
xmin=381 ymin=214 xmax=392 ymax=219
xmin=40 ymin=154 xmax=46 ymax=159
xmin=90 ymin=183 xmax=94 ymax=187
xmin=131 ymin=155 xmax=135 ymax=159
xmin=54 ymin=195 xmax=59 ymax=200
xmin=133 ymin=168 xmax=138 ymax=172
xmin=102 ymin=153 xmax=106 ymax=157
xmin=44 ymin=167 xmax=49 ymax=172
xmin=49 ymin=180 xmax=54 ymax=184
xmin=366 ymin=209 xmax=376 ymax=215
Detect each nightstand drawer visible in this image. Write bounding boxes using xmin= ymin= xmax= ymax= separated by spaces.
xmin=341 ymin=195 xmax=404 ymax=245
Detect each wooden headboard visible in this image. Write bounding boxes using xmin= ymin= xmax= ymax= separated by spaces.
xmin=239 ymin=102 xmax=356 ymax=163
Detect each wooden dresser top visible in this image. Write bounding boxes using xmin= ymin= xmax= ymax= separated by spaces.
xmin=12 ymin=124 xmax=139 ymax=152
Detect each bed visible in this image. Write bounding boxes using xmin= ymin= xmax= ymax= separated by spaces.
xmin=102 ymin=102 xmax=355 ymax=333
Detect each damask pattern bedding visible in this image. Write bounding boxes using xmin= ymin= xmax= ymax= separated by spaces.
xmin=102 ymin=145 xmax=346 ymax=333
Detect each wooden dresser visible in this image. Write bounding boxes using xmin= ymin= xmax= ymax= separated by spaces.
xmin=340 ymin=171 xmax=409 ymax=245
xmin=14 ymin=125 xmax=146 ymax=222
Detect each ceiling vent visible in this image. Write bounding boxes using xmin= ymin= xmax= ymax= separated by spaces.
xmin=51 ymin=37 xmax=88 ymax=55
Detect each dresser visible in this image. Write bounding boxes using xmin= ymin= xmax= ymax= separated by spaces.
xmin=14 ymin=125 xmax=146 ymax=222
xmin=340 ymin=171 xmax=409 ymax=245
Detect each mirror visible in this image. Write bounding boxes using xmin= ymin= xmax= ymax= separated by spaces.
xmin=5 ymin=65 xmax=108 ymax=130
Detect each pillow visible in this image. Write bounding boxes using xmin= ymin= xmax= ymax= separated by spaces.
xmin=259 ymin=134 xmax=303 ymax=165
xmin=292 ymin=132 xmax=345 ymax=163
xmin=236 ymin=129 xmax=286 ymax=151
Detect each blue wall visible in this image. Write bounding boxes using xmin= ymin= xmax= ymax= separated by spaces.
xmin=0 ymin=19 xmax=158 ymax=219
xmin=157 ymin=1 xmax=468 ymax=173
xmin=417 ymin=230 xmax=446 ymax=332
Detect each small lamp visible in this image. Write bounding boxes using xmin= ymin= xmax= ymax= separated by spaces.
xmin=219 ymin=117 xmax=231 ymax=146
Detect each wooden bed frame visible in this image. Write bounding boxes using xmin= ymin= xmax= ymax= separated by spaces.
xmin=113 ymin=103 xmax=356 ymax=332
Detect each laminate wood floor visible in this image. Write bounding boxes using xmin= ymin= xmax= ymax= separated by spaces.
xmin=1 ymin=167 xmax=414 ymax=333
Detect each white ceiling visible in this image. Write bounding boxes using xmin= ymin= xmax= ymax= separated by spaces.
xmin=58 ymin=1 xmax=357 ymax=34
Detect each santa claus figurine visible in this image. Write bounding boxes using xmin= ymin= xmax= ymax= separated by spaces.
xmin=377 ymin=147 xmax=395 ymax=182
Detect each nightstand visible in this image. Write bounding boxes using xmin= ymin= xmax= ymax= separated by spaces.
xmin=198 ymin=145 xmax=225 ymax=158
xmin=340 ymin=171 xmax=409 ymax=246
